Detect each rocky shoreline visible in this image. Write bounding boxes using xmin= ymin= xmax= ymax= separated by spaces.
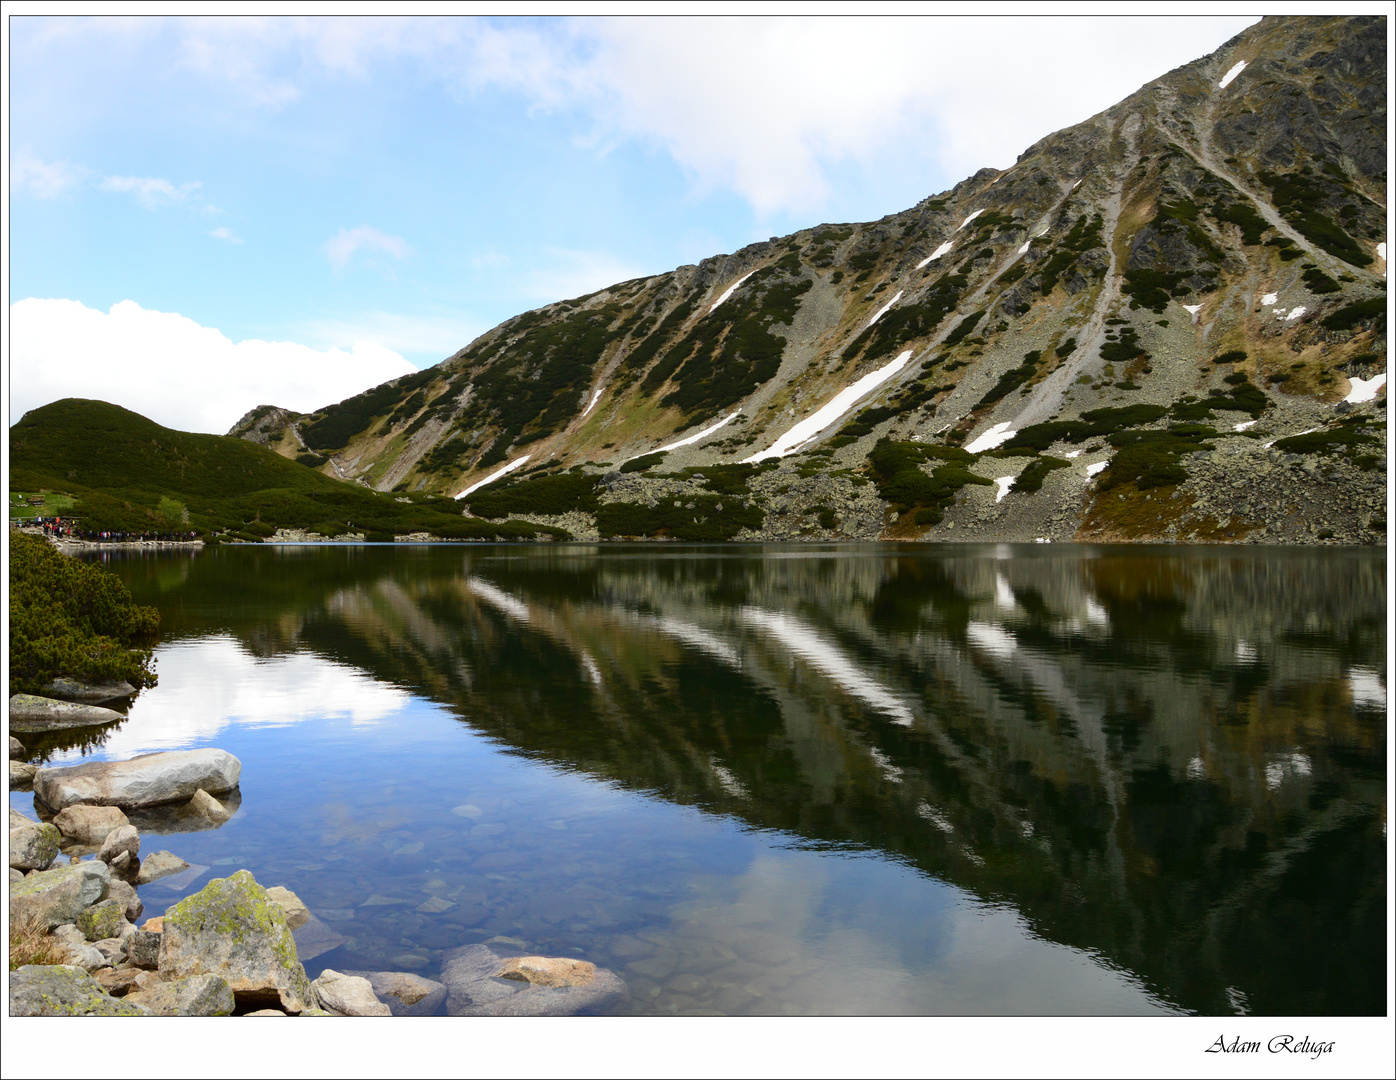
xmin=9 ymin=706 xmax=626 ymax=1017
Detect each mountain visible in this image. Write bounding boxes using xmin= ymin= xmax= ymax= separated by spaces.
xmin=21 ymin=16 xmax=1383 ymax=547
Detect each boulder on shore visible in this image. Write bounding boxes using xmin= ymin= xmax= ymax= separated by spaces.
xmin=310 ymin=969 xmax=392 ymax=1016
xmin=52 ymin=804 xmax=130 ymax=844
xmin=125 ymin=973 xmax=235 ymax=1017
xmin=98 ymin=824 xmax=140 ymax=864
xmin=9 ymin=859 xmax=109 ymax=929
xmin=33 ymin=748 xmax=241 ymax=810
xmin=8 ymin=964 xmax=151 ymax=1016
xmin=9 ymin=820 xmax=60 ymax=872
xmin=440 ymin=944 xmax=626 ymax=1017
xmin=78 ymin=897 xmax=129 ymax=942
xmin=107 ymin=877 xmax=144 ymax=923
xmin=10 ymin=760 xmax=38 ymax=787
xmin=46 ymin=677 xmax=137 ymax=703
xmin=265 ymin=886 xmax=310 ymax=930
xmin=159 ymin=869 xmax=314 ymax=1014
xmin=8 ymin=694 xmax=123 ymax=732
xmin=126 ymin=929 xmax=161 ymax=969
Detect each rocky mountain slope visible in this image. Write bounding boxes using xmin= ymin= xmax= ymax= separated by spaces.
xmin=232 ymin=14 xmax=1387 ymax=545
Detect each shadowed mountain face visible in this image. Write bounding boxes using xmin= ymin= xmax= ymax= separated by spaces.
xmin=98 ymin=543 xmax=1387 ymax=1014
xmin=221 ymin=14 xmax=1385 ymax=546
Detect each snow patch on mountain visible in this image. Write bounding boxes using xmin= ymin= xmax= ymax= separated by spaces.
xmin=709 ymin=270 xmax=756 ymax=313
xmin=1218 ymin=60 xmax=1248 ymax=89
xmin=1345 ymin=373 xmax=1387 ymax=404
xmin=643 ymin=412 xmax=739 ymax=458
xmin=745 ymin=350 xmax=913 ymax=462
xmin=457 ymin=455 xmax=531 ymax=499
xmin=866 ymin=290 xmax=904 ymax=329
xmin=964 ymin=422 xmax=1015 ymax=454
xmin=917 ymin=241 xmax=953 ymax=269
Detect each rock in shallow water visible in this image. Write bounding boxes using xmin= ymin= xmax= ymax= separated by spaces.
xmin=440 ymin=944 xmax=625 ymax=1017
xmin=342 ymin=970 xmax=447 ymax=1016
xmin=159 ymin=869 xmax=314 ymax=1014
xmin=98 ymin=824 xmax=140 ymax=865
xmin=188 ymin=787 xmax=232 ymax=824
xmin=8 ymin=964 xmax=150 ymax=1015
xmin=52 ymin=804 xmax=130 ymax=844
xmin=9 ymin=760 xmax=37 ymax=787
xmin=45 ymin=677 xmax=137 ymax=702
xmin=135 ymin=850 xmax=190 ymax=885
xmin=8 ymin=694 xmax=123 ymax=732
xmin=9 ymin=736 xmax=25 ymax=759
xmin=290 ymin=914 xmax=347 ymax=962
xmin=33 ymin=748 xmax=241 ymax=810
xmin=497 ymin=955 xmax=598 ymax=988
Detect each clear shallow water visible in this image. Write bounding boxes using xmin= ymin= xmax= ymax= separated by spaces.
xmin=12 ymin=543 xmax=1386 ymax=1015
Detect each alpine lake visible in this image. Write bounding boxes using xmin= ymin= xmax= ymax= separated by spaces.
xmin=12 ymin=542 xmax=1386 ymax=1016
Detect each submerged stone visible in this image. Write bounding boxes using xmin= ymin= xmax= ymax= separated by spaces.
xmin=134 ymin=851 xmax=190 ymax=886
xmin=440 ymin=944 xmax=625 ymax=1017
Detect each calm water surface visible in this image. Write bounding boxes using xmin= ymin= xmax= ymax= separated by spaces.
xmin=13 ymin=543 xmax=1386 ymax=1015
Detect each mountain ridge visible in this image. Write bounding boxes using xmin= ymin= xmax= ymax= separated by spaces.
xmin=21 ymin=15 xmax=1388 ymax=546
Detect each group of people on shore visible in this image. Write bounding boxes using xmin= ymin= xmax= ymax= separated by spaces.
xmin=17 ymin=518 xmax=200 ymax=544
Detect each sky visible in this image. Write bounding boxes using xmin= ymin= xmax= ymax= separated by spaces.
xmin=6 ymin=13 xmax=1266 ymax=433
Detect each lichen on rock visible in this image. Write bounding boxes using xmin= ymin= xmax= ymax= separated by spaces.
xmin=158 ymin=868 xmax=313 ymax=1013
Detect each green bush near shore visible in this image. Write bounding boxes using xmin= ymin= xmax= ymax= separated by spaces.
xmin=9 ymin=533 xmax=160 ymax=695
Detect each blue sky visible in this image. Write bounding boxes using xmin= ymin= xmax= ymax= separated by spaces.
xmin=8 ymin=13 xmax=1265 ymax=432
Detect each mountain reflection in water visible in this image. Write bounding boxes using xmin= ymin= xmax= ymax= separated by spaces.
xmin=57 ymin=543 xmax=1385 ymax=1016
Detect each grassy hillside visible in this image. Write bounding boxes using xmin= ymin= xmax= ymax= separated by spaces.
xmin=9 ymin=399 xmax=567 ymax=542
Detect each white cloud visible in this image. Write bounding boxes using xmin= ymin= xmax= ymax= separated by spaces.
xmin=18 ymin=16 xmax=1260 ymax=220
xmin=523 ymin=247 xmax=647 ymax=304
xmin=10 ymin=297 xmax=417 ymax=434
xmin=209 ymin=226 xmax=243 ymax=243
xmin=325 ymin=225 xmax=411 ymax=270
xmin=442 ymin=16 xmax=1263 ymax=215
xmin=11 ymin=148 xmax=83 ymax=198
xmin=101 ymin=174 xmax=202 ymax=209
